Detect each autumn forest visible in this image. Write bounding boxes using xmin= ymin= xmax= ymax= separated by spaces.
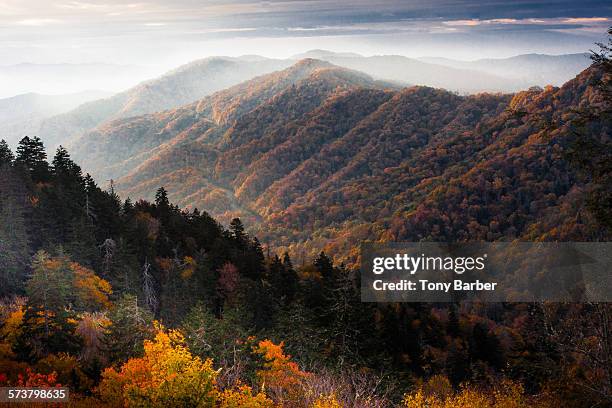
xmin=0 ymin=19 xmax=611 ymax=408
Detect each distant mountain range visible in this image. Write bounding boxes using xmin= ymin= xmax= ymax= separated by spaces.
xmin=419 ymin=53 xmax=591 ymax=87
xmin=36 ymin=57 xmax=292 ymax=150
xmin=0 ymin=90 xmax=111 ymax=146
xmin=294 ymin=51 xmax=591 ymax=92
xmin=62 ymin=58 xmax=606 ymax=264
xmin=292 ymin=51 xmax=515 ymax=93
xmin=2 ymin=50 xmax=587 ymax=151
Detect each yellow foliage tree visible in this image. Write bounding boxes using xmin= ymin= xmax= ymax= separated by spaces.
xmin=0 ymin=306 xmax=24 ymax=359
xmin=97 ymin=326 xmax=218 ymax=407
xmin=71 ymin=262 xmax=112 ymax=310
xmin=218 ymin=384 xmax=274 ymax=408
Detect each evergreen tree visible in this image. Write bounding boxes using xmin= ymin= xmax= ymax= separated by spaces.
xmin=52 ymin=146 xmax=83 ymax=181
xmin=155 ymin=186 xmax=170 ymax=220
xmin=122 ymin=198 xmax=134 ymax=216
xmin=243 ymin=237 xmax=265 ymax=280
xmin=104 ymin=294 xmax=154 ymax=362
xmin=15 ymin=136 xmax=50 ymax=182
xmin=45 ymin=146 xmax=88 ymax=246
xmin=270 ymin=253 xmax=298 ymax=305
xmin=229 ymin=218 xmax=247 ymax=248
xmin=314 ymin=251 xmax=335 ymax=281
xmin=85 ymin=174 xmax=122 ymax=242
xmin=0 ymin=139 xmax=14 ymax=165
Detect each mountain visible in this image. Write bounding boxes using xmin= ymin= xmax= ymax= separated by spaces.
xmin=68 ymin=59 xmax=607 ymax=265
xmin=70 ymin=59 xmax=396 ymax=183
xmin=0 ymin=90 xmax=111 ymax=146
xmin=420 ymin=53 xmax=591 ymax=87
xmin=258 ymin=67 xmax=607 ymax=262
xmin=295 ymin=53 xmax=517 ymax=93
xmin=32 ymin=51 xmax=591 ymax=150
xmin=292 ymin=50 xmax=363 ymax=59
xmin=37 ymin=57 xmax=292 ymax=150
xmin=0 ymin=63 xmax=156 ymax=98
xmin=292 ymin=50 xmax=592 ymax=93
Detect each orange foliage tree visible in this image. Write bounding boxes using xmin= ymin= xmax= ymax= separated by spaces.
xmin=253 ymin=339 xmax=310 ymax=404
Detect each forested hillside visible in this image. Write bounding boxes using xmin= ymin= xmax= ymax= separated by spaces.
xmin=66 ymin=58 xmax=610 ymax=266
xmin=29 ymin=51 xmax=592 ymax=155
xmin=36 ymin=57 xmax=292 ymax=150
xmin=0 ymin=135 xmax=610 ymax=406
xmin=0 ymin=28 xmax=610 ymax=408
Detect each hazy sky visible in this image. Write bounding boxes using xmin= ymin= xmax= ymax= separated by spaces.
xmin=0 ymin=0 xmax=609 ymax=68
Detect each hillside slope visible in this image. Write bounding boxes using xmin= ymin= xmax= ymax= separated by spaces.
xmin=30 ymin=52 xmax=591 ymax=151
xmin=71 ymin=59 xmax=394 ymax=181
xmin=37 ymin=57 xmax=292 ymax=149
xmin=0 ymin=90 xmax=110 ymax=146
xmin=72 ymin=60 xmax=608 ymax=264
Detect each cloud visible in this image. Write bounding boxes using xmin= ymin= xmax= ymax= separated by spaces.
xmin=564 ymin=17 xmax=609 ymax=23
xmin=15 ymin=18 xmax=62 ymax=26
xmin=56 ymin=1 xmax=107 ymax=10
xmin=443 ymin=16 xmax=610 ymax=29
xmin=0 ymin=0 xmax=609 ymax=66
xmin=443 ymin=19 xmax=481 ymax=27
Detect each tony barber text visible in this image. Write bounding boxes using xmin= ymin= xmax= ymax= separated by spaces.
xmin=372 ymin=279 xmax=498 ymax=292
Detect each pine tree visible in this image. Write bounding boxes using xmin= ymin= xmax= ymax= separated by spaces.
xmin=15 ymin=136 xmax=50 ymax=182
xmin=52 ymin=146 xmax=83 ymax=184
xmin=122 ymin=198 xmax=134 ymax=216
xmin=244 ymin=237 xmax=265 ymax=280
xmin=155 ymin=187 xmax=170 ymax=221
xmin=270 ymin=253 xmax=298 ymax=305
xmin=314 ymin=251 xmax=335 ymax=281
xmin=229 ymin=218 xmax=247 ymax=248
xmin=45 ymin=146 xmax=88 ymax=246
xmin=0 ymin=139 xmax=14 ymax=165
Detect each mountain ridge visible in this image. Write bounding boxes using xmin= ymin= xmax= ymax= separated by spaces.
xmin=61 ymin=59 xmax=607 ymax=264
xmin=0 ymin=90 xmax=112 ymax=146
xmin=26 ymin=50 xmax=591 ymax=153
xmin=37 ymin=56 xmax=293 ymax=150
